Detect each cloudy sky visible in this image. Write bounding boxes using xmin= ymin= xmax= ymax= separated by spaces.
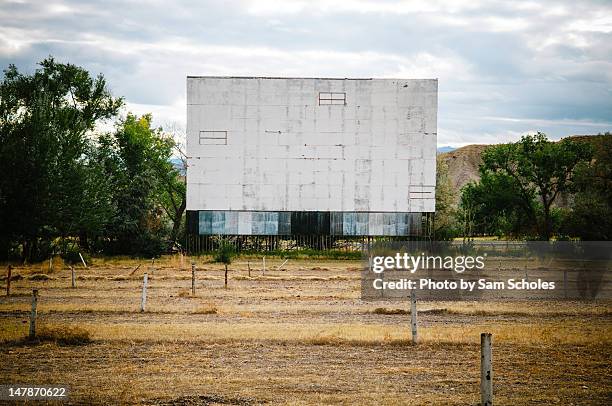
xmin=1 ymin=0 xmax=611 ymax=146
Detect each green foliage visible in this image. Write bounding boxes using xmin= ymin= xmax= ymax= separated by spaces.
xmin=0 ymin=57 xmax=122 ymax=261
xmin=213 ymin=237 xmax=236 ymax=264
xmin=460 ymin=133 xmax=592 ymax=240
xmin=434 ymin=156 xmax=459 ymax=240
xmin=57 ymin=240 xmax=90 ymax=265
xmin=94 ymin=114 xmax=179 ymax=256
xmin=0 ymin=57 xmax=185 ymax=260
xmin=562 ymin=133 xmax=612 ymax=240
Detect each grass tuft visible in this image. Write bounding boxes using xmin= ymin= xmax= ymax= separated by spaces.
xmin=373 ymin=307 xmax=409 ymax=315
xmin=193 ymin=304 xmax=218 ymax=314
xmin=28 ymin=273 xmax=53 ymax=281
xmin=35 ymin=325 xmax=91 ymax=345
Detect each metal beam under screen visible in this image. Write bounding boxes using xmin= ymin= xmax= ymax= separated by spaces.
xmin=185 ymin=76 xmax=437 ymax=242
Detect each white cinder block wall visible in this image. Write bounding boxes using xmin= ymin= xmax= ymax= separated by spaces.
xmin=186 ymin=77 xmax=437 ymax=213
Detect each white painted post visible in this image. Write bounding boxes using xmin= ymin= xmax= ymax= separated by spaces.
xmin=262 ymin=256 xmax=266 ymax=276
xmin=78 ymin=252 xmax=87 ymax=268
xmin=71 ymin=266 xmax=76 ymax=288
xmin=140 ymin=273 xmax=148 ymax=312
xmin=29 ymin=289 xmax=38 ymax=339
xmin=410 ymin=289 xmax=418 ymax=344
xmin=480 ymin=332 xmax=493 ymax=406
xmin=49 ymin=257 xmax=53 ymax=272
xmin=191 ymin=262 xmax=196 ymax=296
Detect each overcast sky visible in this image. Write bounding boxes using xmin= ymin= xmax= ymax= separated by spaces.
xmin=1 ymin=0 xmax=611 ymax=146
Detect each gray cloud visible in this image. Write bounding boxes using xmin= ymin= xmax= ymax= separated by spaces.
xmin=1 ymin=0 xmax=611 ymax=145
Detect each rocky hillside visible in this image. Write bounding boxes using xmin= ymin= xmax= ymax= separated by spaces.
xmin=438 ymin=144 xmax=488 ymax=198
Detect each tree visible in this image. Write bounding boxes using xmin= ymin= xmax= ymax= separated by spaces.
xmin=460 ymin=133 xmax=592 ymax=240
xmin=434 ymin=156 xmax=458 ymax=239
xmin=95 ymin=114 xmax=181 ymax=256
xmin=0 ymin=57 xmax=122 ymax=261
xmin=214 ymin=237 xmax=236 ymax=288
xmin=563 ymin=133 xmax=612 ymax=240
xmin=158 ymin=123 xmax=187 ymax=249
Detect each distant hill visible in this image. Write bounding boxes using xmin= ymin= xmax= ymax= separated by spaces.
xmin=437 ymin=146 xmax=456 ymax=154
xmin=438 ymin=133 xmax=611 ymax=203
xmin=438 ymin=144 xmax=488 ymax=200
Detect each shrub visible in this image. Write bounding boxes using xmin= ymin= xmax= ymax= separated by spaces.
xmin=213 ymin=237 xmax=236 ymax=265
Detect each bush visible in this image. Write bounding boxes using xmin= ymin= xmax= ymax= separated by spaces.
xmin=60 ymin=243 xmax=91 ymax=265
xmin=213 ymin=237 xmax=236 ymax=265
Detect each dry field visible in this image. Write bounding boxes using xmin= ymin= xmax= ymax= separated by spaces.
xmin=0 ymin=255 xmax=611 ymax=405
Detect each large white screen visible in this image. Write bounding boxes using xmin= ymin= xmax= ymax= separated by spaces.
xmin=186 ymin=77 xmax=437 ymax=212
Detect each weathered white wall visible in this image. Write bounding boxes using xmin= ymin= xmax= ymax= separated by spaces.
xmin=186 ymin=77 xmax=437 ymax=212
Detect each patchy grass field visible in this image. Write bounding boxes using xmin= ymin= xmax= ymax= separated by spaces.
xmin=1 ymin=255 xmax=610 ymax=405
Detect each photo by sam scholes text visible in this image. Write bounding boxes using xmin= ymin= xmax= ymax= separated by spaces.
xmin=369 ymin=252 xmax=556 ymax=292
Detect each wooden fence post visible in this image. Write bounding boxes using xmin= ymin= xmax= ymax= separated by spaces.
xmin=410 ymin=289 xmax=418 ymax=344
xmin=191 ymin=262 xmax=196 ymax=296
xmin=262 ymin=256 xmax=266 ymax=276
xmin=563 ymin=270 xmax=568 ymax=299
xmin=140 ymin=273 xmax=148 ymax=312
xmin=29 ymin=289 xmax=38 ymax=339
xmin=71 ymin=266 xmax=76 ymax=288
xmin=480 ymin=332 xmax=493 ymax=406
xmin=6 ymin=265 xmax=12 ymax=296
xmin=248 ymin=261 xmax=251 ymax=278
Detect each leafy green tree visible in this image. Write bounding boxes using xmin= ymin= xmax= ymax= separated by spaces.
xmin=563 ymin=133 xmax=612 ymax=240
xmin=460 ymin=133 xmax=592 ymax=240
xmin=0 ymin=58 xmax=122 ymax=261
xmin=95 ymin=114 xmax=182 ymax=256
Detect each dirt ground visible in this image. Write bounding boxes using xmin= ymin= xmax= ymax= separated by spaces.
xmin=0 ymin=255 xmax=610 ymax=405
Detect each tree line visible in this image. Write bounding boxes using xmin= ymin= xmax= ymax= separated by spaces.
xmin=1 ymin=58 xmax=609 ymax=263
xmin=435 ymin=132 xmax=611 ymax=241
xmin=0 ymin=58 xmax=186 ymax=262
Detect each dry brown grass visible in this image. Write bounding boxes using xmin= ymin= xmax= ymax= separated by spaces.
xmin=372 ymin=307 xmax=409 ymax=315
xmin=0 ymin=255 xmax=610 ymax=405
xmin=35 ymin=324 xmax=91 ymax=345
xmin=192 ymin=304 xmax=218 ymax=315
xmin=27 ymin=273 xmax=54 ymax=281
